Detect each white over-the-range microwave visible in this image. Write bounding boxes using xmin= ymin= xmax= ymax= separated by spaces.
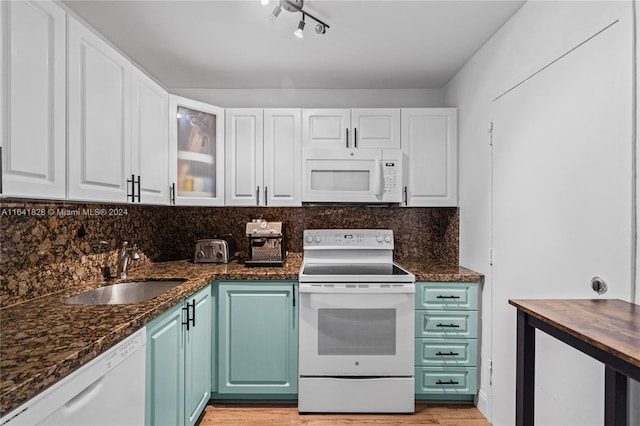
xmin=301 ymin=148 xmax=403 ymax=205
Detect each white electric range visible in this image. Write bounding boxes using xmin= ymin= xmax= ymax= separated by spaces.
xmin=298 ymin=229 xmax=415 ymax=413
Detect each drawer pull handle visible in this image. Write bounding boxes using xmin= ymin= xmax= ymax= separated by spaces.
xmin=436 ymin=295 xmax=461 ymax=299
xmin=436 ymin=323 xmax=461 ymax=328
xmin=436 ymin=380 xmax=459 ymax=385
xmin=436 ymin=351 xmax=460 ymax=356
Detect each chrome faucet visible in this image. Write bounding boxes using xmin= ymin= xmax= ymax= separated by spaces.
xmin=117 ymin=241 xmax=140 ymax=279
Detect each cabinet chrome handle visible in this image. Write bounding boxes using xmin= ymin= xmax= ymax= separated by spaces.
xmin=264 ymin=186 xmax=268 ymax=206
xmin=436 ymin=380 xmax=459 ymax=385
xmin=136 ymin=175 xmax=141 ymax=202
xmin=354 ymin=127 xmax=358 ymax=148
xmin=403 ymin=186 xmax=408 ymax=206
xmin=292 ymin=284 xmax=296 ymax=307
xmin=436 ymin=295 xmax=461 ymax=299
xmin=170 ymin=183 xmax=176 ymax=205
xmin=435 ymin=351 xmax=460 ymax=356
xmin=436 ymin=323 xmax=460 ymax=328
xmin=345 ymin=128 xmax=349 ymax=148
xmin=256 ymin=186 xmax=260 ymax=206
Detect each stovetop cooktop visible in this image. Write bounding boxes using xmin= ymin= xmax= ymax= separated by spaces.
xmin=301 ymin=263 xmax=410 ymax=276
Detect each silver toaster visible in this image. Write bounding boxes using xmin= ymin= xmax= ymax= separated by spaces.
xmin=194 ymin=239 xmax=229 ymax=263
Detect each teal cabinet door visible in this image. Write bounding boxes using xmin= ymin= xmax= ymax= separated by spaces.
xmin=185 ymin=286 xmax=212 ymax=426
xmin=146 ymin=304 xmax=185 ymax=426
xmin=147 ymin=284 xmax=213 ymax=426
xmin=217 ymin=281 xmax=298 ymax=397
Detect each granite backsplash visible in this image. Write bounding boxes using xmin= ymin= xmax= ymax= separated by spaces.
xmin=0 ymin=200 xmax=458 ymax=306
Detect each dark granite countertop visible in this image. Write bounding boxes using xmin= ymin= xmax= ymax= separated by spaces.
xmin=0 ymin=255 xmax=482 ymax=416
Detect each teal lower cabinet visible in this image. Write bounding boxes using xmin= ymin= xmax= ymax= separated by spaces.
xmin=185 ymin=285 xmax=212 ymax=425
xmin=214 ymin=281 xmax=297 ymax=399
xmin=146 ymin=302 xmax=184 ymax=426
xmin=146 ymin=284 xmax=212 ymax=426
xmin=414 ymin=282 xmax=479 ymax=402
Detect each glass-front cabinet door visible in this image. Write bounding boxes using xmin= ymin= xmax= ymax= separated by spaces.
xmin=169 ymin=95 xmax=225 ymax=205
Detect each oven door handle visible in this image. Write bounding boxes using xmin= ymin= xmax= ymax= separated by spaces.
xmin=298 ymin=284 xmax=415 ymax=294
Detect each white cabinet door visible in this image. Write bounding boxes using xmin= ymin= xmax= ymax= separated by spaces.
xmin=67 ymin=16 xmax=132 ymax=202
xmin=225 ymin=109 xmax=301 ymax=206
xmin=225 ymin=109 xmax=263 ymax=206
xmin=351 ymin=108 xmax=400 ymax=149
xmin=0 ymin=0 xmax=66 ymax=199
xmin=264 ymin=109 xmax=301 ymax=206
xmin=303 ymin=109 xmax=400 ymax=150
xmin=302 ymin=109 xmax=350 ymax=149
xmin=169 ymin=95 xmax=225 ymax=206
xmin=401 ymin=108 xmax=457 ymax=207
xmin=132 ymin=68 xmax=169 ymax=205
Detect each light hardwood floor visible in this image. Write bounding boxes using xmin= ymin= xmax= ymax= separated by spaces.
xmin=200 ymin=402 xmax=491 ymax=425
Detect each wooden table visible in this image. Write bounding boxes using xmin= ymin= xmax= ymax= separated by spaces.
xmin=509 ymin=299 xmax=640 ymax=426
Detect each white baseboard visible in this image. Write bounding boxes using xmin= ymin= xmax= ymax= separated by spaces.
xmin=477 ymin=388 xmax=491 ymax=423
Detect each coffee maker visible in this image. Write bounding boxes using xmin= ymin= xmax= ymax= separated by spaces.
xmin=245 ymin=219 xmax=285 ymax=267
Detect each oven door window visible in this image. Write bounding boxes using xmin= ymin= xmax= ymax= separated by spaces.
xmin=318 ymin=308 xmax=396 ymax=355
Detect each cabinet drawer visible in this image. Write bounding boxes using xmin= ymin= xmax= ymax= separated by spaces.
xmin=415 ymin=338 xmax=477 ymax=366
xmin=415 ymin=311 xmax=478 ymax=338
xmin=415 ymin=367 xmax=477 ymax=395
xmin=416 ymin=282 xmax=478 ymax=310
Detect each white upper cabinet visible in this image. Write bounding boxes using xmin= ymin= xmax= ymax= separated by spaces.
xmin=302 ymin=108 xmax=400 ymax=150
xmin=302 ymin=109 xmax=350 ymax=149
xmin=0 ymin=0 xmax=66 ymax=199
xmin=401 ymin=108 xmax=458 ymax=207
xmin=225 ymin=109 xmax=263 ymax=206
xmin=351 ymin=108 xmax=401 ymax=149
xmin=263 ymin=109 xmax=301 ymax=206
xmin=67 ymin=16 xmax=132 ymax=202
xmin=226 ymin=109 xmax=301 ymax=206
xmin=169 ymin=95 xmax=225 ymax=206
xmin=131 ymin=68 xmax=169 ymax=205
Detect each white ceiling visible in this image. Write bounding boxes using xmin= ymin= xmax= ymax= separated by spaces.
xmin=62 ymin=0 xmax=525 ymax=90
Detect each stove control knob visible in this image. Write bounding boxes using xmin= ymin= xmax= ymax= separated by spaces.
xmin=196 ymin=251 xmax=205 ymax=259
xmin=314 ymin=235 xmax=321 ymax=243
xmin=305 ymin=235 xmax=314 ymax=243
xmin=384 ymin=235 xmax=392 ymax=243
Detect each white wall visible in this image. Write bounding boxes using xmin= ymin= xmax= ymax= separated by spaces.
xmin=444 ymin=1 xmax=636 ymax=425
xmin=169 ymin=88 xmax=444 ymax=108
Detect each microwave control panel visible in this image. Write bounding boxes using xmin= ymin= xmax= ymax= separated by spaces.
xmin=382 ymin=161 xmax=399 ymax=194
xmin=380 ymin=153 xmax=402 ymax=203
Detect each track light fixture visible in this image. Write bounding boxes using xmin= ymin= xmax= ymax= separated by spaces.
xmin=263 ymin=0 xmax=329 ymax=37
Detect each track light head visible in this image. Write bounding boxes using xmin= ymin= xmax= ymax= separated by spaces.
xmin=294 ymin=14 xmax=305 ymax=38
xmin=268 ymin=4 xmax=282 ymax=23
xmin=314 ymin=23 xmax=326 ymax=34
xmin=260 ymin=0 xmax=270 ymax=6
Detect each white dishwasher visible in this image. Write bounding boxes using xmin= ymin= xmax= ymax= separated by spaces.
xmin=1 ymin=328 xmax=146 ymax=426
